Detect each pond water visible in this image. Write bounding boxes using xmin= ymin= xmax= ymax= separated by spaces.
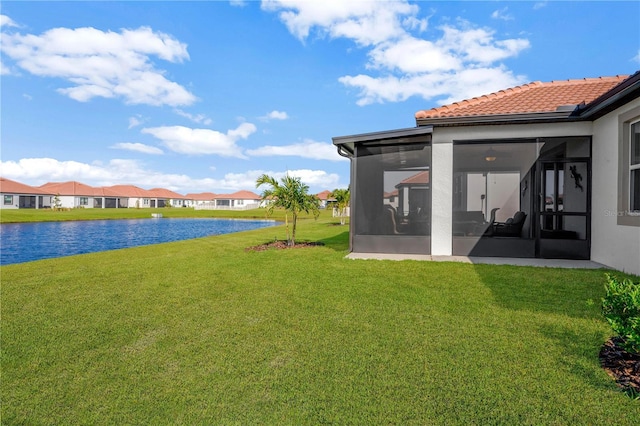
xmin=0 ymin=218 xmax=277 ymax=265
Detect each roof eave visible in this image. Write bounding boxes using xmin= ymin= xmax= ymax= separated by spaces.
xmin=415 ymin=110 xmax=576 ymax=127
xmin=332 ymin=126 xmax=434 ymax=158
xmin=577 ymin=71 xmax=640 ymax=119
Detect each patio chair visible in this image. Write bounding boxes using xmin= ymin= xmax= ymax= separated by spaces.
xmin=492 ymin=211 xmax=526 ymax=237
xmin=383 ymin=205 xmax=407 ymax=234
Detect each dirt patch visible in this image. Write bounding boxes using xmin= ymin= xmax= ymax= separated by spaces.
xmin=599 ymin=337 xmax=640 ymax=395
xmin=245 ymin=240 xmax=324 ymax=252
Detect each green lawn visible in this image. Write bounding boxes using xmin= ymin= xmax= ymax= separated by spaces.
xmin=2 ymin=211 xmax=639 ymax=424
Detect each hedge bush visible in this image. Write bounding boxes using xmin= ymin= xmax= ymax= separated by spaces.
xmin=602 ymin=274 xmax=640 ymax=355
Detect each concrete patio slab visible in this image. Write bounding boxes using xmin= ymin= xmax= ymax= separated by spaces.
xmin=346 ymin=252 xmax=608 ymax=269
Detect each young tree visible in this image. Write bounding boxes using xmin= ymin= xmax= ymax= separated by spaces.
xmin=256 ymin=174 xmax=320 ymax=246
xmin=330 ymin=187 xmax=350 ymax=225
xmin=52 ymin=193 xmax=62 ymax=211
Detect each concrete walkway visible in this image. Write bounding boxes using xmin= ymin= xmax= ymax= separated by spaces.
xmin=346 ymin=252 xmax=607 ymax=269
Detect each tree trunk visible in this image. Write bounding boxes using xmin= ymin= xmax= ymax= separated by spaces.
xmin=285 ymin=213 xmax=290 ymax=245
xmin=290 ymin=212 xmax=298 ymax=246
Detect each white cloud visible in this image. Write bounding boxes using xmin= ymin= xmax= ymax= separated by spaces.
xmin=1 ymin=158 xmax=343 ymax=193
xmin=260 ymin=110 xmax=289 ymax=121
xmin=265 ymin=1 xmax=530 ymax=106
xmin=250 ymin=168 xmax=341 ymax=191
xmin=439 ymin=24 xmax=529 ymax=65
xmin=533 ymin=2 xmax=548 ymax=10
xmin=141 ymin=123 xmax=256 ymax=157
xmin=261 ymin=0 xmax=423 ymax=46
xmin=368 ymin=36 xmax=461 ymax=73
xmin=1 ymin=24 xmax=196 ymax=106
xmin=128 ymin=116 xmax=143 ymax=129
xmin=111 ymin=142 xmax=163 ymax=155
xmin=633 ymin=49 xmax=640 ymax=63
xmin=491 ymin=7 xmax=514 ymax=21
xmin=1 ymin=158 xmax=110 ymax=182
xmin=270 ymin=169 xmax=341 ymax=189
xmin=0 ymin=14 xmax=19 ymax=28
xmin=247 ymin=139 xmax=347 ymax=161
xmin=1 ymin=59 xmax=12 ymax=75
xmin=174 ymin=108 xmax=213 ymax=125
xmin=340 ymin=65 xmax=524 ymax=106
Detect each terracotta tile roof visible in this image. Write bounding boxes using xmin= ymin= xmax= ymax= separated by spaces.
xmin=3 ymin=178 xmax=265 ymax=202
xmin=215 ymin=190 xmax=261 ymax=200
xmin=185 ymin=192 xmax=217 ymax=201
xmin=1 ymin=177 xmax=52 ymax=195
xmin=415 ymin=75 xmax=630 ymax=119
xmin=39 ymin=181 xmax=103 ymax=196
xmin=384 ymin=189 xmax=399 ymax=199
xmin=148 ymin=188 xmax=187 ymax=199
xmin=103 ymin=185 xmax=152 ymax=198
xmin=316 ymin=190 xmax=333 ymax=201
xmin=398 ymin=171 xmax=429 ymax=186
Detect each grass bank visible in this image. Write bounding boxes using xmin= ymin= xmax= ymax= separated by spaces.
xmin=0 ymin=206 xmax=286 ymax=223
xmin=2 ymin=214 xmax=639 ymax=424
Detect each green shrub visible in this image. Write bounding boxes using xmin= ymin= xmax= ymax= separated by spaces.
xmin=602 ymin=274 xmax=640 ymax=355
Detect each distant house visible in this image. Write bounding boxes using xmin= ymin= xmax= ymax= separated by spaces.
xmin=0 ymin=177 xmax=53 ymax=209
xmin=316 ymin=190 xmax=336 ymax=208
xmin=39 ymin=181 xmax=111 ymax=208
xmin=148 ymin=188 xmax=189 ymax=208
xmin=333 ymin=73 xmax=640 ymax=275
xmin=103 ymin=185 xmax=153 ymax=208
xmin=185 ymin=192 xmax=217 ymax=208
xmin=1 ymin=178 xmax=266 ymax=212
xmin=194 ymin=190 xmax=261 ymax=210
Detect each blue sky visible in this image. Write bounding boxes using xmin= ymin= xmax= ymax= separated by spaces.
xmin=1 ymin=1 xmax=639 ymax=195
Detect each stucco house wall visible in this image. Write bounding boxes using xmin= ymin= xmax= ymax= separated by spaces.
xmin=591 ymin=97 xmax=640 ymax=275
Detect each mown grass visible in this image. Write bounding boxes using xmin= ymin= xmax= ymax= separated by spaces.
xmin=0 ymin=206 xmax=287 ymax=223
xmin=2 ymin=211 xmax=639 ymax=424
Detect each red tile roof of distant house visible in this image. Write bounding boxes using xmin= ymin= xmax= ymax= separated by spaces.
xmin=316 ymin=190 xmax=336 ymax=201
xmin=185 ymin=192 xmax=217 ymax=201
xmin=40 ymin=181 xmax=103 ymax=196
xmin=415 ymin=75 xmax=630 ymax=119
xmin=1 ymin=177 xmax=52 ymax=195
xmin=148 ymin=188 xmax=187 ymax=199
xmin=215 ymin=190 xmax=261 ymax=200
xmin=384 ymin=189 xmax=399 ymax=199
xmin=103 ymin=184 xmax=152 ymax=198
xmin=398 ymin=171 xmax=429 ymax=186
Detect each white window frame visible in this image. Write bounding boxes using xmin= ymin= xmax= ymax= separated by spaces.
xmin=4 ymin=195 xmax=13 ymax=205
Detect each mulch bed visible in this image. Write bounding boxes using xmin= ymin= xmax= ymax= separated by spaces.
xmin=245 ymin=240 xmax=324 ymax=252
xmin=599 ymin=337 xmax=640 ymax=395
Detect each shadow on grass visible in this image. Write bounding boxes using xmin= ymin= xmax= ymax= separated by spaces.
xmin=318 ymin=230 xmax=349 ymax=251
xmin=472 ymin=264 xmax=619 ymax=394
xmin=472 ymin=264 xmax=607 ymax=320
xmin=539 ymin=323 xmax=618 ymax=393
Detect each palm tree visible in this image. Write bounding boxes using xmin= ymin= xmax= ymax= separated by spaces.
xmin=330 ymin=187 xmax=350 ymax=225
xmin=256 ymin=174 xmax=320 ymax=246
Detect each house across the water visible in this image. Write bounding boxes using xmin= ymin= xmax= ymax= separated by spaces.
xmin=333 ymin=72 xmax=640 ymax=276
